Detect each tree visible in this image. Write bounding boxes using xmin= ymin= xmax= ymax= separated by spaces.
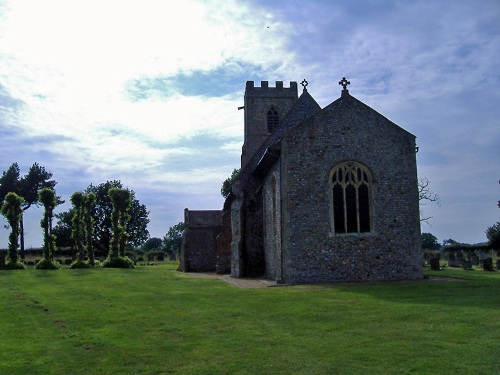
xmin=0 ymin=163 xmax=20 ymax=204
xmin=142 ymin=237 xmax=163 ymax=252
xmin=162 ymin=222 xmax=185 ymax=255
xmin=52 ymin=210 xmax=74 ymax=249
xmin=221 ymin=168 xmax=240 ymax=198
xmin=418 ymin=177 xmax=441 ymax=224
xmin=84 ymin=181 xmax=149 ymax=254
xmin=421 ymin=232 xmax=440 ymax=251
xmin=0 ymin=192 xmax=25 ymax=269
xmin=104 ymin=187 xmax=134 ymax=268
xmin=109 ymin=188 xmax=131 ymax=258
xmin=84 ymin=193 xmax=96 ymax=266
xmin=485 ymin=222 xmax=500 ymax=250
xmin=37 ymin=188 xmax=59 ymax=269
xmin=70 ymin=192 xmax=86 ymax=263
xmin=442 ymin=238 xmax=457 ymax=247
xmin=0 ymin=162 xmax=60 ymax=257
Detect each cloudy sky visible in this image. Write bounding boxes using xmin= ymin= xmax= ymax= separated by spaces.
xmin=0 ymin=0 xmax=499 ymax=248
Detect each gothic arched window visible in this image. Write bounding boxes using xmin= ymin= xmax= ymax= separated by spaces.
xmin=267 ymin=106 xmax=279 ymax=133
xmin=329 ymin=162 xmax=372 ymax=234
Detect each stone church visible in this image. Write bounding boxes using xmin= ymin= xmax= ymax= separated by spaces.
xmin=179 ymin=78 xmax=423 ymax=283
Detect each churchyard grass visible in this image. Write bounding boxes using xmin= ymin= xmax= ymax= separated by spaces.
xmin=0 ymin=262 xmax=499 ymax=374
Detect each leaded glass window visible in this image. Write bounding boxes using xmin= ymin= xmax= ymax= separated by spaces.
xmin=330 ymin=162 xmax=372 ymax=234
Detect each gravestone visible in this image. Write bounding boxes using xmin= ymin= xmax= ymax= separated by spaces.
xmin=483 ymin=257 xmax=494 ymax=271
xmin=430 ymin=257 xmax=440 ymax=271
xmin=470 ymin=254 xmax=478 ymax=266
xmin=496 ymin=259 xmax=500 ymax=270
xmin=463 ymin=260 xmax=472 ymax=270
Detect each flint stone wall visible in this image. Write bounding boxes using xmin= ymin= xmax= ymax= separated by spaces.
xmin=279 ymin=94 xmax=422 ymax=283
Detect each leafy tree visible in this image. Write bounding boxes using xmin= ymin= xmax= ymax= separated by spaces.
xmin=142 ymin=237 xmax=163 ymax=252
xmin=0 ymin=162 xmax=60 ymax=257
xmin=37 ymin=188 xmax=59 ymax=269
xmin=163 ymin=222 xmax=185 ymax=255
xmin=70 ymin=192 xmax=86 ymax=263
xmin=421 ymin=232 xmax=440 ymax=250
xmin=0 ymin=163 xmax=20 ymax=204
xmin=221 ymin=168 xmax=240 ymax=198
xmin=52 ymin=210 xmax=74 ymax=249
xmin=442 ymin=238 xmax=457 ymax=247
xmin=103 ymin=188 xmax=134 ymax=268
xmin=485 ymin=222 xmax=500 ymax=250
xmin=418 ymin=177 xmax=441 ymax=224
xmin=0 ymin=192 xmax=25 ymax=269
xmin=84 ymin=193 xmax=96 ymax=266
xmin=84 ymin=181 xmax=149 ymax=254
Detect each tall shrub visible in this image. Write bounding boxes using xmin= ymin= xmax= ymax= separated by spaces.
xmin=70 ymin=192 xmax=88 ymax=267
xmin=36 ymin=188 xmax=59 ymax=269
xmin=0 ymin=192 xmax=25 ymax=269
xmin=103 ymin=188 xmax=133 ymax=268
xmin=84 ymin=193 xmax=96 ymax=265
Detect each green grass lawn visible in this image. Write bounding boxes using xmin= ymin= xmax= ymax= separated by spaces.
xmin=0 ymin=263 xmax=499 ymax=375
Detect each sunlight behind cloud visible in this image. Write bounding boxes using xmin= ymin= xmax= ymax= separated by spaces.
xmin=0 ymin=0 xmax=498 ymax=247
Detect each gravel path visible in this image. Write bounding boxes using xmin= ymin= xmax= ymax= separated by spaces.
xmin=184 ymin=272 xmax=277 ymax=288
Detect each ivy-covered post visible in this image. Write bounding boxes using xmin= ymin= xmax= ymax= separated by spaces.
xmin=0 ymin=192 xmax=25 ymax=269
xmin=83 ymin=193 xmax=96 ymax=266
xmin=104 ymin=187 xmax=133 ymax=268
xmin=70 ymin=192 xmax=86 ymax=262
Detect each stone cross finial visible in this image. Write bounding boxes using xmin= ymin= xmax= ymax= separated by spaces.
xmin=339 ymin=77 xmax=350 ymax=90
xmin=300 ymin=79 xmax=308 ymax=90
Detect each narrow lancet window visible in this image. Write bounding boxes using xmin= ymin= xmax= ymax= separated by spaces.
xmin=267 ymin=106 xmax=279 ymax=133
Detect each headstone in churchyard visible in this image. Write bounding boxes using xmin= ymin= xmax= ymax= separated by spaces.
xmin=430 ymin=257 xmax=440 ymax=271
xmin=463 ymin=260 xmax=472 ymax=270
xmin=496 ymin=260 xmax=500 ymax=270
xmin=470 ymin=254 xmax=478 ymax=266
xmin=448 ymin=252 xmax=459 ymax=267
xmin=483 ymin=257 xmax=494 ymax=271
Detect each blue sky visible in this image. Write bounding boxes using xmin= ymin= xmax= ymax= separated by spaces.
xmin=0 ymin=0 xmax=499 ymax=248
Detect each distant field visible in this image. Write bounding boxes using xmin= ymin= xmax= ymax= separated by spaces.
xmin=0 ymin=262 xmax=499 ymax=374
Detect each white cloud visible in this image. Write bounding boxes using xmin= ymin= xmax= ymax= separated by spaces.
xmin=0 ymin=0 xmax=499 ymax=247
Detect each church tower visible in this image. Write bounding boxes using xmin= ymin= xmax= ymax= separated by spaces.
xmin=241 ymin=81 xmax=298 ymax=168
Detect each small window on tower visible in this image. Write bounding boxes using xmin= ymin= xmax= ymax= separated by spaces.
xmin=267 ymin=106 xmax=279 ymax=133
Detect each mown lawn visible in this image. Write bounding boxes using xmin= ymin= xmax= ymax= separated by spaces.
xmin=0 ymin=262 xmax=499 ymax=374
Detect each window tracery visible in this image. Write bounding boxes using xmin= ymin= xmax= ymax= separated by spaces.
xmin=330 ymin=162 xmax=372 ymax=234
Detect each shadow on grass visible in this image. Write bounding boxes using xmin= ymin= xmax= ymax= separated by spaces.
xmin=325 ymin=268 xmax=500 ymax=311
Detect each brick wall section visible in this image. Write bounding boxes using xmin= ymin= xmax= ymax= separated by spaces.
xmin=179 ymin=209 xmax=222 ymax=272
xmin=279 ymin=92 xmax=422 ymax=283
xmin=216 ymin=207 xmax=232 ymax=274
